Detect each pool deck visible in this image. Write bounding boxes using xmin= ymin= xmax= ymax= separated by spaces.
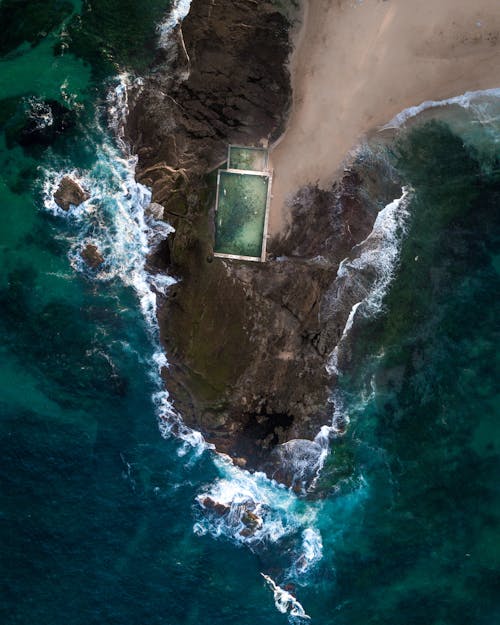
xmin=213 ymin=148 xmax=273 ymax=263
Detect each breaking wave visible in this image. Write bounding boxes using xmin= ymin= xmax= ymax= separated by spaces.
xmin=381 ymin=87 xmax=500 ymax=129
xmin=195 ymin=454 xmax=323 ymax=571
xmin=326 ymin=187 xmax=411 ymax=376
xmin=262 ymin=574 xmax=311 ymax=623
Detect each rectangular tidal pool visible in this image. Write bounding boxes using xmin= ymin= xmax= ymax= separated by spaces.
xmin=214 ymin=170 xmax=270 ymax=261
xmin=228 ymin=145 xmax=268 ymax=171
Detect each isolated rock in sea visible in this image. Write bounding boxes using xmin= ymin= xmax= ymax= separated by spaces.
xmin=54 ymin=176 xmax=90 ymax=211
xmin=81 ymin=244 xmax=104 ymax=269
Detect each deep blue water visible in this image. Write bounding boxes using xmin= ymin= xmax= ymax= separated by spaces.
xmin=1 ymin=3 xmax=499 ymax=624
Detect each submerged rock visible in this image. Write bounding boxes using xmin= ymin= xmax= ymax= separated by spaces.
xmin=17 ymin=99 xmax=76 ymax=147
xmin=54 ymin=176 xmax=90 ymax=211
xmin=81 ymin=244 xmax=104 ymax=269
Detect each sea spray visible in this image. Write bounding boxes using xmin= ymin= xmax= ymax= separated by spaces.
xmin=157 ymin=0 xmax=192 ymax=46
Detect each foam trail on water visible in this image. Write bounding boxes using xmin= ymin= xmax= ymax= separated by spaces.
xmin=261 ymin=574 xmax=311 ymax=622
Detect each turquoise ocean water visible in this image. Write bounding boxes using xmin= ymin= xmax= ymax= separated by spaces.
xmin=1 ymin=3 xmax=499 ymax=624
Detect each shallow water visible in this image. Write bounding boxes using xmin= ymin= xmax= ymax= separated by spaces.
xmin=1 ymin=3 xmax=499 ymax=625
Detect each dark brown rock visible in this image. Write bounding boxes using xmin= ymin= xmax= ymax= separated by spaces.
xmin=54 ymin=176 xmax=90 ymax=211
xmin=200 ymin=497 xmax=230 ymax=516
xmin=125 ymin=0 xmax=295 ymax=194
xmin=81 ymin=244 xmax=104 ymax=269
xmin=241 ymin=510 xmax=261 ymax=530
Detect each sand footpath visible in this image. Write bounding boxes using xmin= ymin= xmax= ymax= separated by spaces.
xmin=269 ymin=0 xmax=500 ymax=235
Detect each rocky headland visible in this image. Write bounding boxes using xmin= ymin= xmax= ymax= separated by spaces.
xmin=124 ymin=0 xmax=400 ymax=482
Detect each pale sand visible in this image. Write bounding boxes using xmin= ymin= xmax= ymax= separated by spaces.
xmin=268 ymin=0 xmax=500 ymax=235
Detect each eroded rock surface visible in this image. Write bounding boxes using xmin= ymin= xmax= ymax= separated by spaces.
xmin=81 ymin=244 xmax=104 ymax=269
xmin=54 ymin=176 xmax=90 ymax=211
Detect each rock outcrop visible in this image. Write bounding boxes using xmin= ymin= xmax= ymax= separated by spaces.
xmin=81 ymin=244 xmax=104 ymax=269
xmin=54 ymin=176 xmax=90 ymax=211
xmin=125 ymin=0 xmax=400 ymax=478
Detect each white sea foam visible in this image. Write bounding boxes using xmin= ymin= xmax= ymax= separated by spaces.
xmin=41 ymin=148 xmax=172 ymax=330
xmin=40 ymin=75 xmax=212 ymax=457
xmin=327 ymin=300 xmax=362 ymax=376
xmin=106 ymin=72 xmax=143 ymax=147
xmin=261 ymin=574 xmax=311 ymax=622
xmin=27 ymin=97 xmax=54 ymax=129
xmin=381 ymin=88 xmax=500 ymax=129
xmin=157 ymin=0 xmax=192 ymax=47
xmin=295 ymin=528 xmax=323 ymax=575
xmin=325 ymin=188 xmax=410 ymax=375
xmin=196 ymin=454 xmax=320 ymax=545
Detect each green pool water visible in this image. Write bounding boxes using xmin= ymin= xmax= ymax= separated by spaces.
xmin=228 ymin=146 xmax=268 ymax=171
xmin=214 ymin=170 xmax=269 ymax=259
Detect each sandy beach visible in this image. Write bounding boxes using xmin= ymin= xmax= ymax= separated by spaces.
xmin=269 ymin=0 xmax=500 ymax=235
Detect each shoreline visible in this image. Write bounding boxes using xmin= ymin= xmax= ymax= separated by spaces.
xmin=268 ymin=0 xmax=500 ymax=236
xmin=126 ymin=0 xmax=403 ymax=477
xmin=124 ymin=0 xmax=499 ymax=480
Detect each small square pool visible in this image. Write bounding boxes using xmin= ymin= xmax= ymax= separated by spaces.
xmin=228 ymin=146 xmax=268 ymax=172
